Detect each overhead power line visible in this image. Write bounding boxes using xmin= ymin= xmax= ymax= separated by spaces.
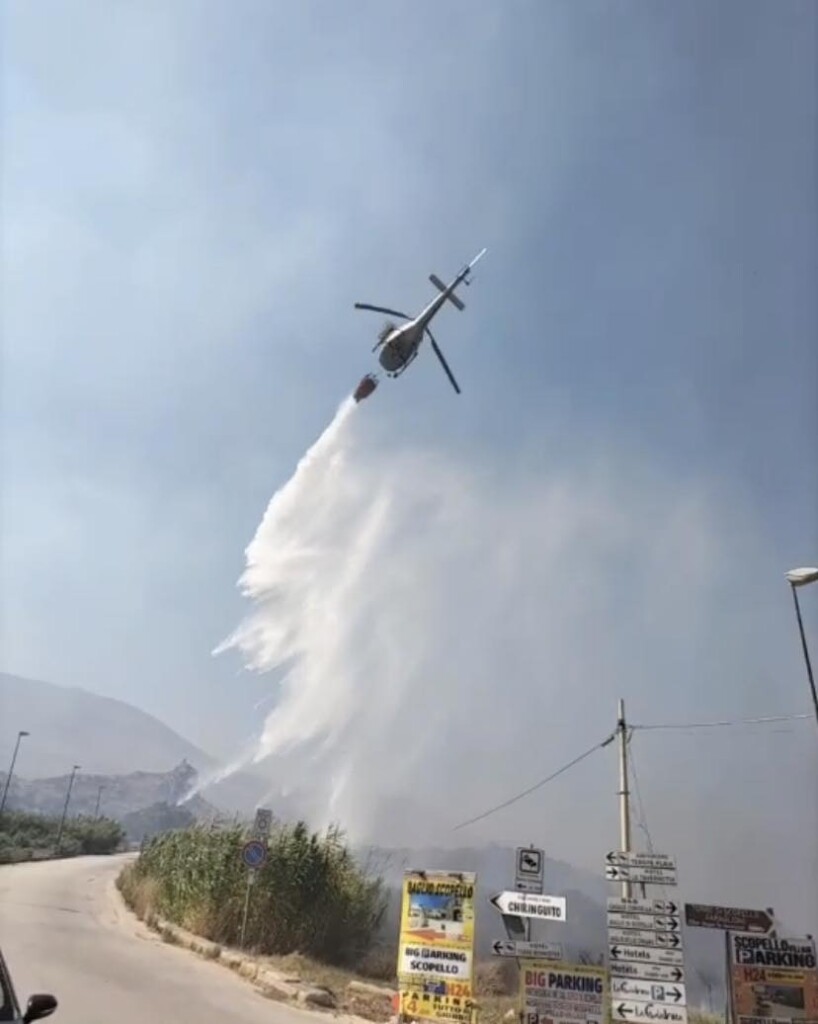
xmin=451 ymin=710 xmax=808 ymax=832
xmin=632 ymin=713 xmax=810 ymax=732
xmin=452 ymin=732 xmax=615 ymax=832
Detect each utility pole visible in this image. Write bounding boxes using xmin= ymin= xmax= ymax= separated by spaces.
xmin=56 ymin=764 xmax=80 ymax=854
xmin=616 ymin=698 xmax=632 ymax=899
xmin=94 ymin=784 xmax=105 ymax=819
xmin=0 ymin=730 xmax=29 ymax=819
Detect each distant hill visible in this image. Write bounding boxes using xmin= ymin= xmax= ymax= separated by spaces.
xmin=0 ymin=672 xmax=269 ymax=813
xmin=1 ymin=759 xmax=222 ymax=843
xmin=3 ymin=759 xmax=209 ymax=816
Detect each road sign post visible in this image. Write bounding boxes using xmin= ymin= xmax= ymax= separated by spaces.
xmin=239 ymin=840 xmax=268 ymax=948
xmin=605 ymin=852 xmax=687 ymax=1024
xmin=491 ymin=847 xmax=564 ymax=993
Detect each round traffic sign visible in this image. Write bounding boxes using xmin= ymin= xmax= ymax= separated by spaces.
xmin=242 ymin=839 xmax=267 ymax=869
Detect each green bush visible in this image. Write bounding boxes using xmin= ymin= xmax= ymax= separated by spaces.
xmin=128 ymin=820 xmax=386 ymax=967
xmin=0 ymin=810 xmax=124 ymax=860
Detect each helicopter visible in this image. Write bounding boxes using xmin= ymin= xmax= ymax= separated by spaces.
xmin=352 ymin=247 xmax=487 ymax=401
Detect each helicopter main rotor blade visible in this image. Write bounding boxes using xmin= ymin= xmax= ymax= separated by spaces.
xmin=426 ymin=327 xmax=461 ymax=395
xmin=354 ymin=302 xmax=411 ymax=320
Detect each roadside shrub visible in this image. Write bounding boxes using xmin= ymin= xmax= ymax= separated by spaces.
xmin=0 ymin=810 xmax=124 ymax=861
xmin=125 ymin=819 xmax=387 ymax=967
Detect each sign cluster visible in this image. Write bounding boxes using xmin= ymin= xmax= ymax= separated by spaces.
xmin=393 ymin=847 xmax=816 ymax=1024
xmin=604 ymin=852 xmax=687 ymax=1024
xmin=489 ymin=847 xmax=565 ymax=962
xmin=487 ymin=849 xmax=608 ymax=1024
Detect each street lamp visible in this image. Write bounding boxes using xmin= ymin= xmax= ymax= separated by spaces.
xmin=0 ymin=730 xmax=30 ymax=819
xmin=55 ymin=765 xmax=81 ymax=854
xmin=786 ymin=566 xmax=818 ymax=727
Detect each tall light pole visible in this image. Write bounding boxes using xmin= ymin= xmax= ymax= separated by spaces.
xmin=55 ymin=764 xmax=81 ymax=854
xmin=786 ymin=567 xmax=818 ymax=728
xmin=94 ymin=784 xmax=105 ymax=819
xmin=0 ymin=730 xmax=30 ymax=819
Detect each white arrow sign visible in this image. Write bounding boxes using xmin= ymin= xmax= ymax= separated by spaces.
xmin=609 ymin=944 xmax=684 ymax=967
xmin=608 ymin=898 xmax=679 ymax=916
xmin=490 ymin=891 xmax=567 ymax=922
xmin=612 ymin=1001 xmax=687 ymax=1024
xmin=606 ymin=851 xmax=677 ymax=870
xmin=609 ymin=962 xmax=685 ymax=984
xmin=492 ymin=939 xmax=563 ymax=960
xmin=608 ymin=928 xmax=683 ymax=949
xmin=608 ymin=912 xmax=680 ymax=932
xmin=606 ymin=865 xmax=678 ymax=886
xmin=611 ymin=979 xmax=687 ymax=1006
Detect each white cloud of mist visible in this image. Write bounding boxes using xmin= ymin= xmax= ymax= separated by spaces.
xmin=211 ymin=394 xmax=816 ymax=932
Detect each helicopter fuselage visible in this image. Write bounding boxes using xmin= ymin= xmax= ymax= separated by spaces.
xmin=377 ymin=291 xmax=450 ymax=376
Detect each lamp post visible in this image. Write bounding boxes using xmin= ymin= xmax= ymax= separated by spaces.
xmin=0 ymin=730 xmax=30 ymax=819
xmin=55 ymin=765 xmax=81 ymax=853
xmin=785 ymin=567 xmax=818 ymax=728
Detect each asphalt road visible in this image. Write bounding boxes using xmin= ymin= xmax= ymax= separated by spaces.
xmin=0 ymin=855 xmax=336 ymax=1024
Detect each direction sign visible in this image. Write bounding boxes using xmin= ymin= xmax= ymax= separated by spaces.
xmin=242 ymin=839 xmax=267 ymax=870
xmin=608 ymin=928 xmax=682 ymax=949
xmin=607 ymin=851 xmax=677 ymax=871
xmin=684 ymin=903 xmax=773 ymax=934
xmin=610 ymin=979 xmax=687 ymax=1006
xmin=516 ymin=846 xmax=544 ymax=894
xmin=609 ymin=962 xmax=685 ymax=985
xmin=492 ymin=939 xmax=563 ymax=960
xmin=490 ymin=891 xmax=567 ymax=922
xmin=612 ymin=1001 xmax=687 ymax=1024
xmin=608 ymin=912 xmax=680 ymax=932
xmin=606 ymin=865 xmax=678 ymax=886
xmin=609 ymin=944 xmax=684 ymax=967
xmin=608 ymin=898 xmax=679 ymax=916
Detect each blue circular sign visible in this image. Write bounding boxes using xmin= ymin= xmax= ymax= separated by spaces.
xmin=242 ymin=840 xmax=267 ymax=869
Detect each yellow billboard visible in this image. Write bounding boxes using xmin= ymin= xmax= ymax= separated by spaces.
xmin=521 ymin=961 xmax=608 ymax=1024
xmin=397 ymin=870 xmax=477 ymax=1024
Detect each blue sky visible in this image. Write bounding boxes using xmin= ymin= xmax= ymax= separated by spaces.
xmin=2 ymin=1 xmax=817 ymax=925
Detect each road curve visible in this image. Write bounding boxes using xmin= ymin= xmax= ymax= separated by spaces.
xmin=0 ymin=855 xmax=333 ymax=1024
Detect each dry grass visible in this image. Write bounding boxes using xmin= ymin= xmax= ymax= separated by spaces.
xmin=117 ymin=865 xmax=160 ymax=923
xmin=248 ymin=951 xmax=396 ymax=1021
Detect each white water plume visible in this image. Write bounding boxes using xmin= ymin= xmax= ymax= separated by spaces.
xmin=211 ymin=396 xmax=788 ymax=850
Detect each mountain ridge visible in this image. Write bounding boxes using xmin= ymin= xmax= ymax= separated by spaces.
xmin=0 ymin=671 xmax=269 ymax=812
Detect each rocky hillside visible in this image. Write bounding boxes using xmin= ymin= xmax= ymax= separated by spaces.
xmin=2 ymin=760 xmax=220 ymax=841
xmin=0 ymin=672 xmax=269 ymax=813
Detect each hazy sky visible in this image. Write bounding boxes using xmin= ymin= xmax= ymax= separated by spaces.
xmin=2 ymin=1 xmax=817 ymax=929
